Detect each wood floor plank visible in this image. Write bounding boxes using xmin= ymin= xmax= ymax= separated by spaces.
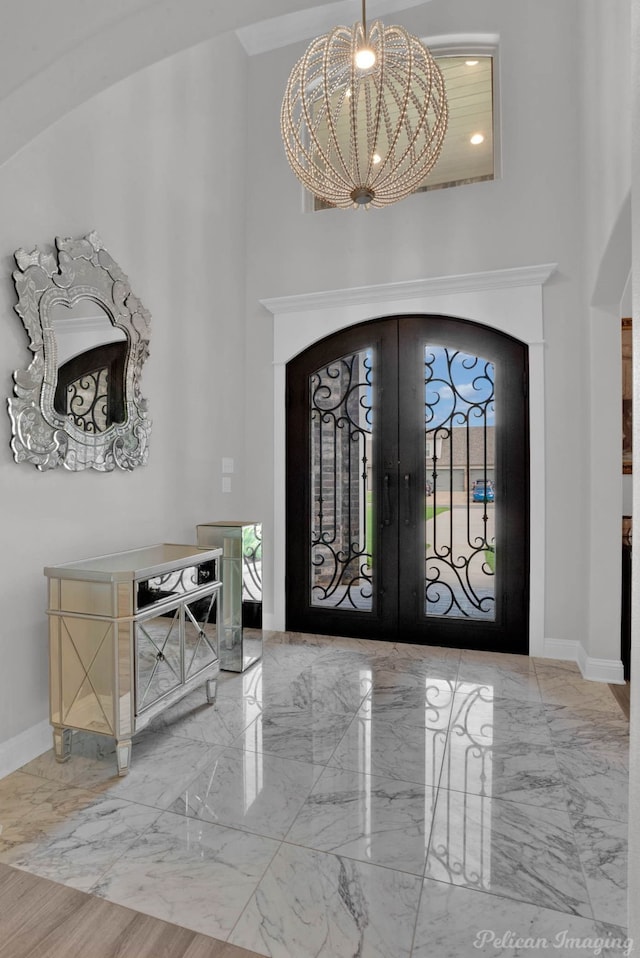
xmin=0 ymin=866 xmax=90 ymax=956
xmin=610 ymin=681 xmax=631 ymax=719
xmin=0 ymin=864 xmax=263 ymax=958
xmin=21 ymin=897 xmax=196 ymax=958
xmin=182 ymin=940 xmax=266 ymax=958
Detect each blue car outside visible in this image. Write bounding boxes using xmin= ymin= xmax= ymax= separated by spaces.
xmin=472 ymin=481 xmax=495 ymax=502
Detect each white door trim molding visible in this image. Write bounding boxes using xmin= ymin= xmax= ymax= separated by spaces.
xmin=262 ymin=263 xmax=557 ymax=657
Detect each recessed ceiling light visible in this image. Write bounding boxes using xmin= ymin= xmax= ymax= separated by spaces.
xmin=465 ymin=59 xmax=479 ymax=66
xmin=470 ymin=133 xmax=485 ymax=145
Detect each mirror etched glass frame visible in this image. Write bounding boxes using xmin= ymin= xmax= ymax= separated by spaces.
xmin=7 ymin=231 xmax=151 ymax=471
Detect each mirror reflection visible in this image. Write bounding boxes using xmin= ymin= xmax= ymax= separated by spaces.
xmin=50 ymin=300 xmax=128 ymax=434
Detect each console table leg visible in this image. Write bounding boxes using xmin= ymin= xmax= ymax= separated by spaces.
xmin=53 ymin=727 xmax=72 ymax=763
xmin=206 ymin=677 xmax=217 ymax=705
xmin=115 ymin=739 xmax=132 ymax=776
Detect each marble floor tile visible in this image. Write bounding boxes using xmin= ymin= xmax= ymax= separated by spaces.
xmin=91 ymin=810 xmax=280 ymax=940
xmin=258 ymin=645 xmax=321 ymax=677
xmin=257 ymin=661 xmax=372 ymax=715
xmin=544 ymin=704 xmax=629 ymax=756
xmin=305 ymin=633 xmax=395 ymax=659
xmin=425 ymin=789 xmax=592 ymax=917
xmin=534 ymin=662 xmax=620 ymax=712
xmin=594 ymin=922 xmax=634 ymax=958
xmin=169 ymin=747 xmax=320 ymax=840
xmin=360 ymin=674 xmax=455 ymax=728
xmin=221 ymin=653 xmax=371 ymax=719
xmin=440 ymin=737 xmax=571 ymax=810
xmin=18 ymin=727 xmax=217 ymax=804
xmin=214 ymin=664 xmax=264 ymax=717
xmin=285 ymin=765 xmax=436 ymax=875
xmin=1 ymin=631 xmax=631 ymax=958
xmin=5 ymin=796 xmax=160 ymax=891
xmin=443 ymin=689 xmax=568 ymax=808
xmin=263 ymin=632 xmax=386 ymax=662
xmin=456 ymin=664 xmax=542 ymax=703
xmin=229 ymin=842 xmax=423 ymax=958
xmin=150 ymin=685 xmax=261 ymax=748
xmin=238 ymin=706 xmax=356 ymax=766
xmin=329 ymin=715 xmax=448 ymax=787
xmin=18 ymin=730 xmax=120 ymax=788
xmin=555 ymin=746 xmax=629 ymax=824
xmin=571 ymin=815 xmax=629 ymax=927
xmin=373 ymin=644 xmax=461 ymax=683
xmin=413 ymin=880 xmax=621 ymax=958
xmin=77 ymin=732 xmax=218 ymax=810
xmin=461 ymin=648 xmax=537 ymax=672
xmin=450 ymin=688 xmax=553 ymax=747
xmin=533 ymin=657 xmax=581 ymax=674
xmin=262 ymin=630 xmax=339 ymax=651
xmin=310 ymin=645 xmax=384 ymax=670
xmin=0 ymin=771 xmax=102 ymax=859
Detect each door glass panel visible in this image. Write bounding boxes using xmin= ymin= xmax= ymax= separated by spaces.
xmin=309 ymin=348 xmax=373 ymax=611
xmin=424 ymin=346 xmax=495 ymax=620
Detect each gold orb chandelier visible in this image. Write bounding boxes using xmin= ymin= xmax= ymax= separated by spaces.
xmin=281 ymin=0 xmax=448 ymax=209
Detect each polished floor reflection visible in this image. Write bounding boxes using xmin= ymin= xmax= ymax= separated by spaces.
xmin=0 ymin=633 xmax=630 ymax=957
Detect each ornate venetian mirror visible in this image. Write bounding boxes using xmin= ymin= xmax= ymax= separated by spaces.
xmin=7 ymin=232 xmax=151 ymax=471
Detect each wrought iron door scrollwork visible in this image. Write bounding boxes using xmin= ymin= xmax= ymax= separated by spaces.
xmin=65 ymin=368 xmax=109 ymax=434
xmin=242 ymin=523 xmax=263 ymax=603
xmin=310 ymin=350 xmax=373 ymax=611
xmin=429 ymin=684 xmax=494 ymax=888
xmin=425 ymin=346 xmax=496 ymax=620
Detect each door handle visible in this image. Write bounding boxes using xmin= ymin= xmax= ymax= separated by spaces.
xmin=404 ymin=473 xmax=412 ymax=526
xmin=383 ymin=473 xmax=391 ymax=526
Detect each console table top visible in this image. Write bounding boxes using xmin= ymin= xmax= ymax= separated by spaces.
xmin=44 ymin=543 xmax=222 ymax=583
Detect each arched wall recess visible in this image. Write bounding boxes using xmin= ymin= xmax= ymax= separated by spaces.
xmin=7 ymin=231 xmax=151 ymax=472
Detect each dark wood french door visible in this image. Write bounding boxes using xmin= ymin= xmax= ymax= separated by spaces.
xmin=286 ymin=315 xmax=529 ymax=653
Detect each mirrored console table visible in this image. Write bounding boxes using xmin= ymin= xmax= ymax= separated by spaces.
xmin=196 ymin=522 xmax=262 ymax=672
xmin=45 ymin=543 xmax=222 ymax=775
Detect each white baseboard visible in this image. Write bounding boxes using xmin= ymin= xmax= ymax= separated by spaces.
xmin=0 ymin=719 xmax=51 ymax=781
xmin=542 ymin=637 xmax=583 ymax=665
xmin=580 ymin=654 xmax=626 ymax=685
xmin=542 ymin=637 xmax=625 ymax=684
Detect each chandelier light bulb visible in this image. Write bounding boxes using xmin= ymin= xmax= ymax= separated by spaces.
xmin=355 ymin=46 xmax=376 ymax=69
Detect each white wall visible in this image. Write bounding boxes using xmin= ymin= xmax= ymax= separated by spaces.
xmin=582 ymin=0 xmax=632 ymax=307
xmin=0 ymin=0 xmax=314 ymax=170
xmin=0 ymin=33 xmax=249 ymax=771
xmin=579 ymin=0 xmax=632 ymax=671
xmin=245 ymin=0 xmax=615 ymax=669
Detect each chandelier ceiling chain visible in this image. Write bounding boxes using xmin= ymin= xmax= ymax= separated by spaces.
xmin=281 ymin=0 xmax=448 ymax=209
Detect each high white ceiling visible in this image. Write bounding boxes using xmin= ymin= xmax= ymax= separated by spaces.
xmin=236 ymin=0 xmax=433 ymax=55
xmin=0 ymin=1 xmax=433 ymax=168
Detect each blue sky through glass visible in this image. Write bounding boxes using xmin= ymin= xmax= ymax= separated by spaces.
xmin=425 ymin=346 xmax=495 ymax=430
